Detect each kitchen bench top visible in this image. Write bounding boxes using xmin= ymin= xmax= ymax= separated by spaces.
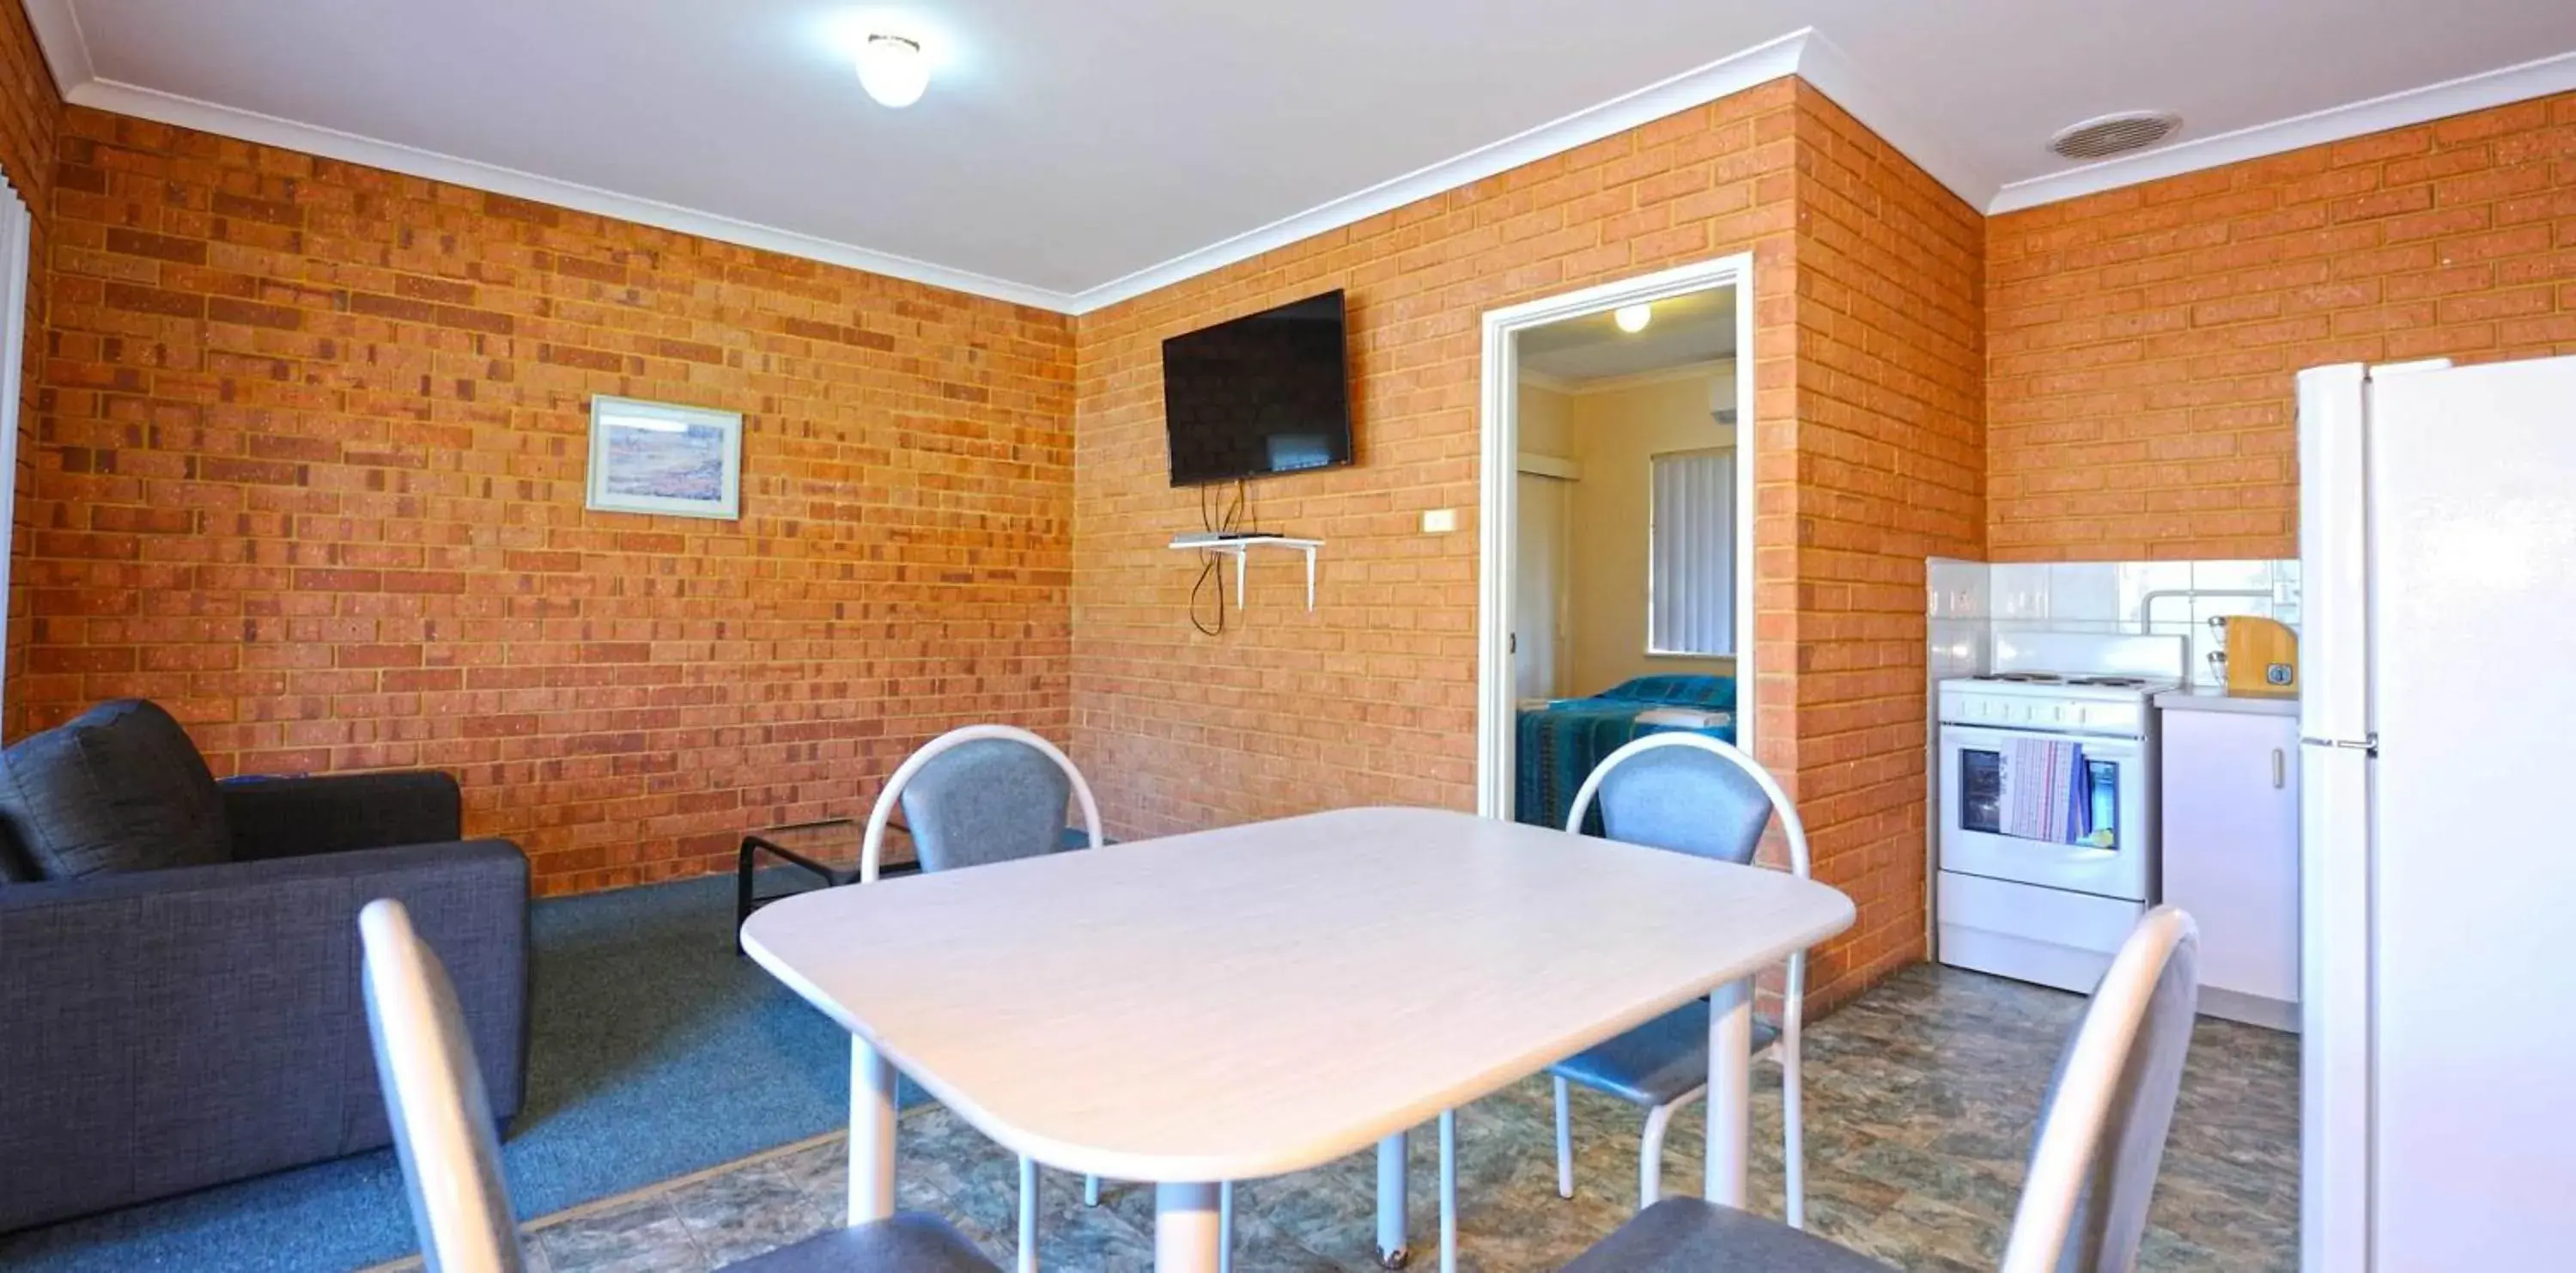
xmin=2154 ymin=687 xmax=2299 ymax=717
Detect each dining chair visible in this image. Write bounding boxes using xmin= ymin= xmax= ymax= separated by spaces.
xmin=862 ymin=724 xmax=1235 ymax=1272
xmin=358 ymin=897 xmax=997 ymax=1273
xmin=1552 ymin=732 xmax=1816 ymax=1223
xmin=1555 ymin=904 xmax=2202 ymax=1273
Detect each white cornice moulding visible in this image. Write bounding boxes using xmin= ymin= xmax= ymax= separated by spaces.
xmin=25 ymin=0 xmax=2576 ymax=309
xmin=21 ymin=0 xmax=92 ymax=93
xmin=1988 ymin=47 xmax=2576 ymax=214
xmin=53 ymin=76 xmax=1084 ymax=313
xmin=1061 ymin=29 xmax=1820 ymax=314
xmin=1792 ymin=31 xmax=1997 ymax=210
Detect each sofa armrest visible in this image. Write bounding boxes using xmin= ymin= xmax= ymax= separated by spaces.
xmin=220 ymin=770 xmax=465 ymax=861
xmin=0 ymin=838 xmax=529 ymax=1233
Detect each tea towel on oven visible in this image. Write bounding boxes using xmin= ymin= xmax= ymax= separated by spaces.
xmin=2001 ymin=737 xmax=2092 ymax=844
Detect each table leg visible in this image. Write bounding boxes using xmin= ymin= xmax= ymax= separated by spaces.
xmin=734 ymin=839 xmax=754 ymax=954
xmin=1704 ymin=978 xmax=1753 ymax=1207
xmin=1376 ymin=1130 xmax=1410 ymax=1268
xmin=1437 ymin=1111 xmax=1458 ymax=1273
xmin=849 ymin=1035 xmax=897 ymax=1224
xmin=1156 ymin=1181 xmax=1224 ymax=1272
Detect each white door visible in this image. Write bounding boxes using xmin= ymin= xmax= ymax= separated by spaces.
xmin=2366 ymin=355 xmax=2576 ymax=1269
xmin=2294 ymin=361 xmax=2375 ymax=1273
xmin=1513 ymin=470 xmax=1570 ymax=699
xmin=2160 ymin=710 xmax=2299 ymax=1015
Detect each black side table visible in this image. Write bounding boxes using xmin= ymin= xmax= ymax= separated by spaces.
xmin=735 ymin=817 xmax=920 ymax=953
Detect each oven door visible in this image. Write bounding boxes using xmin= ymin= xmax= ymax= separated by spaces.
xmin=1938 ymin=722 xmax=2153 ymax=901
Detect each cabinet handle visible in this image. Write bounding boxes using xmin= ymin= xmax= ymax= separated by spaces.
xmin=2272 ymin=748 xmax=2287 ymax=789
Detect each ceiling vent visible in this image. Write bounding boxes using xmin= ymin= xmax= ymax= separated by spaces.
xmin=2047 ymin=112 xmax=2183 ymax=161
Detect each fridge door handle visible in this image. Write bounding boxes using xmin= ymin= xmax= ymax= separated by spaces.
xmin=2300 ymin=734 xmax=2379 ymax=755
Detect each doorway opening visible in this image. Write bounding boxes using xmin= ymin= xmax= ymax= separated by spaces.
xmin=1475 ymin=256 xmax=1757 ymax=825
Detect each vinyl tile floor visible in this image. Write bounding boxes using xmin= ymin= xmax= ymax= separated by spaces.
xmin=384 ymin=964 xmax=2298 ymax=1273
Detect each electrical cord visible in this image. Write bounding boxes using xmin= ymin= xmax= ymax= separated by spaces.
xmin=1188 ymin=479 xmax=1249 ymax=636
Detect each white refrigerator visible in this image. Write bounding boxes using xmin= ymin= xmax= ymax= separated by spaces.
xmin=2297 ymin=356 xmax=2576 ymax=1272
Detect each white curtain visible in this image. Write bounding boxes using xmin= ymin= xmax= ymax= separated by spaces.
xmin=1649 ymin=448 xmax=1734 ymax=656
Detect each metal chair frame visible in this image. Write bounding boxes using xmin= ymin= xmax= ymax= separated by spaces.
xmin=1552 ymin=733 xmax=1815 ymax=1226
xmin=861 ymin=725 xmax=1237 ymax=1272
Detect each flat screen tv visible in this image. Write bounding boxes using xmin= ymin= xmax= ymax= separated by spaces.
xmin=1161 ymin=289 xmax=1352 ymax=487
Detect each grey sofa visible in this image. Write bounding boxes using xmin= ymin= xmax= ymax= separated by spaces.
xmin=0 ymin=700 xmax=531 ymax=1233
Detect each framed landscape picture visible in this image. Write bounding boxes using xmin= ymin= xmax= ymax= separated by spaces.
xmin=586 ymin=395 xmax=742 ymax=520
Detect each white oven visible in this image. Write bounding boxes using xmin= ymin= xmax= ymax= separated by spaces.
xmin=1933 ymin=635 xmax=2181 ymax=993
xmin=1936 ymin=721 xmax=2154 ymax=902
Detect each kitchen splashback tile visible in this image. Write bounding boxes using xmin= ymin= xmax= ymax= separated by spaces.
xmin=2118 ymin=561 xmax=2196 ymax=630
xmin=1927 ymin=557 xmax=1990 ymax=620
xmin=2189 ymin=560 xmax=2276 ymax=592
xmin=1990 ymin=563 xmax=2051 ymax=621
xmin=1929 ymin=557 xmax=2300 ymax=689
xmin=2047 ymin=563 xmax=2121 ymax=623
xmin=1929 ymin=618 xmax=1985 ymax=678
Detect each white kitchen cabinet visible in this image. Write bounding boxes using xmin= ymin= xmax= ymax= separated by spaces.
xmin=2158 ymin=700 xmax=2300 ymax=1030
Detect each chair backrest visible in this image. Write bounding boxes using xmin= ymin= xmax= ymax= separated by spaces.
xmin=1563 ymin=733 xmax=1809 ymax=878
xmin=358 ymin=898 xmax=524 ymax=1273
xmin=2002 ymin=905 xmax=2202 ymax=1273
xmin=861 ymin=725 xmax=1104 ymax=881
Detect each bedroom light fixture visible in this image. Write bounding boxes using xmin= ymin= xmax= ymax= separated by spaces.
xmin=1613 ymin=303 xmax=1653 ymax=333
xmin=856 ymin=34 xmax=931 ymax=107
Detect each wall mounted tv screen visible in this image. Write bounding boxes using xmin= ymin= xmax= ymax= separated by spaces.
xmin=1161 ymin=289 xmax=1352 ymax=487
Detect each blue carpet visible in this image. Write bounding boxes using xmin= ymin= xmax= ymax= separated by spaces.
xmin=0 ymin=873 xmax=914 ymax=1272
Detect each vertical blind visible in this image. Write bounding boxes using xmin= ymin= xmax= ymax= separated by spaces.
xmin=1649 ymin=448 xmax=1735 ymax=656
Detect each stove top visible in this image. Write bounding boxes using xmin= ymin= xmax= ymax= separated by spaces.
xmin=1938 ymin=668 xmax=2181 ymax=704
xmin=1970 ymin=672 xmax=2160 ymax=689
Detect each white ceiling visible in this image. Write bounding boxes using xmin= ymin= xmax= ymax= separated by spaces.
xmin=1519 ymin=287 xmax=1735 ymax=385
xmin=26 ymin=1 xmax=2576 ymax=313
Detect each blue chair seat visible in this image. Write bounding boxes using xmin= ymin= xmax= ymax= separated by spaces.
xmin=725 ymin=1214 xmax=999 ymax=1272
xmin=1551 ymin=1001 xmax=1780 ymax=1107
xmin=1558 ymin=1197 xmax=1892 ymax=1272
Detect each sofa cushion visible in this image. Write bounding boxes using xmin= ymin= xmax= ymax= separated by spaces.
xmin=0 ymin=699 xmax=234 ymax=880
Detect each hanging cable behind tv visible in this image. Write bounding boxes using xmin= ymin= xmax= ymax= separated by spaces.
xmin=1188 ymin=479 xmax=1249 ymax=636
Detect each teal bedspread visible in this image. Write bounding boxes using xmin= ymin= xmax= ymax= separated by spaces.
xmin=1516 ymin=675 xmax=1736 ymax=832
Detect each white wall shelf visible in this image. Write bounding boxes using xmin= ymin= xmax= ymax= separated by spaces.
xmin=1169 ymin=535 xmax=1323 ymax=611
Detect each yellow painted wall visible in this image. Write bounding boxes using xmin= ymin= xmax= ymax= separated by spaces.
xmin=1563 ymin=366 xmax=1737 ymax=695
xmin=1518 ymin=381 xmax=1573 ymax=460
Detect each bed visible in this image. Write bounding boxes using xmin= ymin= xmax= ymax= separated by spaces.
xmin=1515 ymin=673 xmax=1736 ymax=832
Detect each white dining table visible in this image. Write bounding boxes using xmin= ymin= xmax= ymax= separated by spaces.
xmin=740 ymin=806 xmax=1855 ymax=1272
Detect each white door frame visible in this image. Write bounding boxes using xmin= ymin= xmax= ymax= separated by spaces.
xmin=0 ymin=180 xmax=29 ymax=707
xmin=1474 ymin=253 xmax=1759 ymax=819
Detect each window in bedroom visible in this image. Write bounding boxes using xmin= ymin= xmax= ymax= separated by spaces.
xmin=1647 ymin=447 xmax=1735 ymax=656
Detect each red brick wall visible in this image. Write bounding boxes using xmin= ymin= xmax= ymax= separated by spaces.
xmin=0 ymin=4 xmax=58 ymax=730
xmin=1988 ymin=92 xmax=2576 ymax=561
xmin=11 ymin=46 xmax=2545 ymax=1005
xmin=1069 ymin=79 xmax=1974 ymax=1007
xmin=20 ymin=107 xmax=1076 ymax=894
xmin=1070 ymin=79 xmax=1801 ymax=843
xmin=1787 ymin=87 xmax=1984 ymax=990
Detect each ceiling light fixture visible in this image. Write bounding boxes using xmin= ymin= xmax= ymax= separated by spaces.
xmin=1613 ymin=303 xmax=1653 ymax=334
xmin=856 ymin=34 xmax=930 ymax=108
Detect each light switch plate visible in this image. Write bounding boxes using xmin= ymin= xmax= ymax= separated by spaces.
xmin=1421 ymin=508 xmax=1458 ymax=534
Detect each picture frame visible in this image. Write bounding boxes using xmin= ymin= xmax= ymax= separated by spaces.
xmin=585 ymin=395 xmax=743 ymax=521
